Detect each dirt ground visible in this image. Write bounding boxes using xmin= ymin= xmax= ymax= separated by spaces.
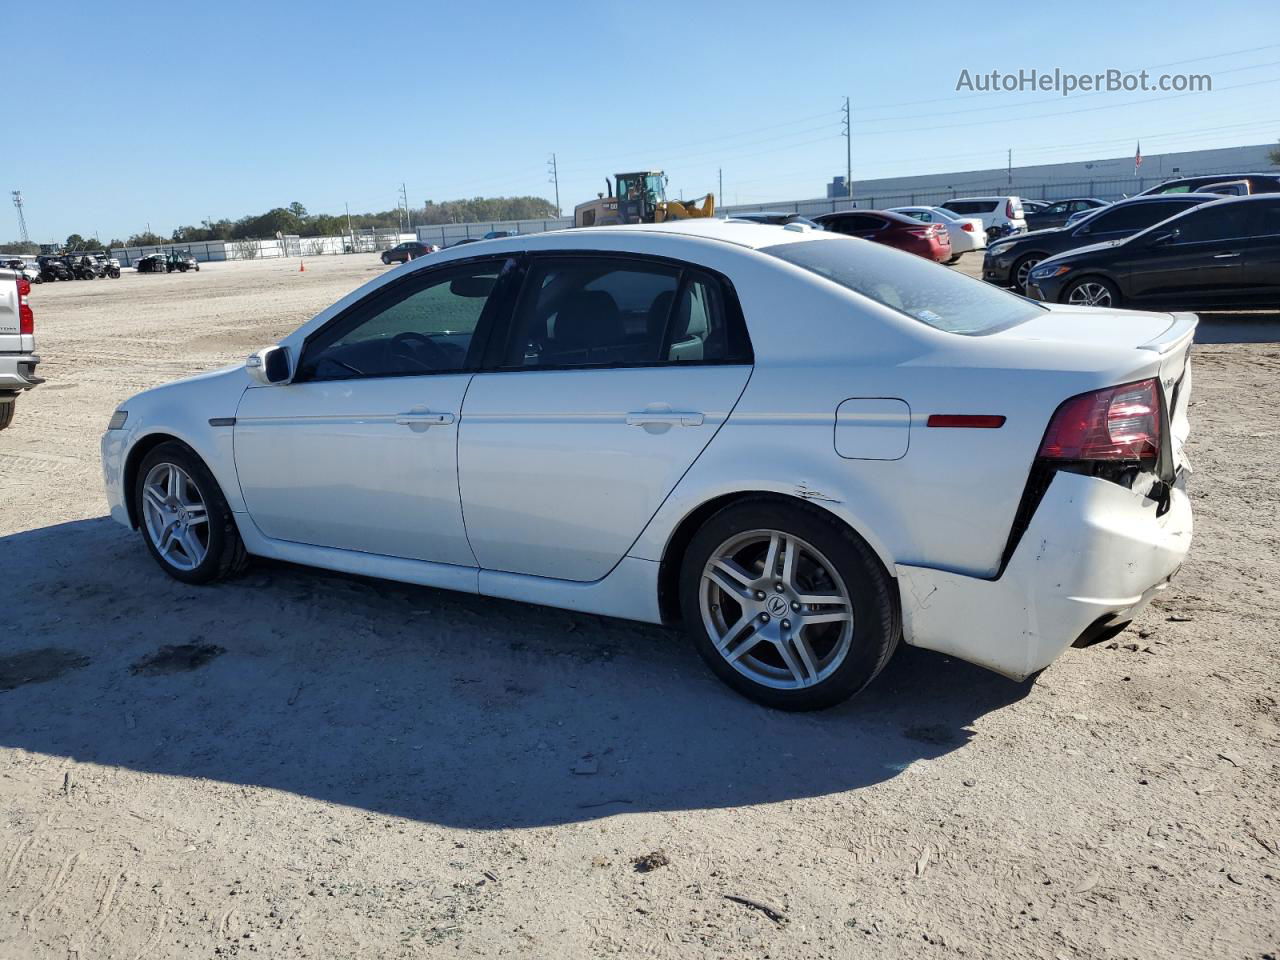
xmin=1 ymin=252 xmax=1277 ymax=959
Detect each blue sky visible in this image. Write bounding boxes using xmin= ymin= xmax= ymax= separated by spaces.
xmin=5 ymin=0 xmax=1279 ymax=242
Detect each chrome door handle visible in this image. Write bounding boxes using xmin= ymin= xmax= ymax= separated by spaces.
xmin=395 ymin=411 xmax=455 ymax=426
xmin=626 ymin=411 xmax=705 ymax=427
xmin=1212 ymin=252 xmax=1240 ymax=259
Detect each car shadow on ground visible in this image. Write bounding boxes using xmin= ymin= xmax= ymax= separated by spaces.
xmin=0 ymin=517 xmax=1031 ymax=829
xmin=1194 ymin=312 xmax=1280 ymax=344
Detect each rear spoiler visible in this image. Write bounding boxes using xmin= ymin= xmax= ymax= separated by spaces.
xmin=1139 ymin=312 xmax=1197 ymax=356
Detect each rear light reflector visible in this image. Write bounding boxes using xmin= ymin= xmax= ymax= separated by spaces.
xmin=17 ymin=277 xmax=34 ymax=335
xmin=928 ymin=414 xmax=1006 ymax=428
xmin=1005 ymin=200 xmax=1015 ymax=219
xmin=1038 ymin=378 xmax=1160 ymax=461
xmin=961 ymin=221 xmax=975 ymax=232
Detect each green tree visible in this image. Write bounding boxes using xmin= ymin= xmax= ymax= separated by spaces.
xmin=1269 ymin=140 xmax=1280 ymax=166
xmin=288 ymin=201 xmax=309 ymax=220
xmin=0 ymin=241 xmax=39 ymax=255
xmin=127 ymin=231 xmax=166 ymax=246
xmin=65 ymin=233 xmax=89 ymax=250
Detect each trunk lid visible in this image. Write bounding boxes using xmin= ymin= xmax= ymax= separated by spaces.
xmin=992 ymin=302 xmax=1179 ymax=349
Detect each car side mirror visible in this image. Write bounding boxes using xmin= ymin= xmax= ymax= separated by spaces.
xmin=246 ymin=345 xmax=292 ymax=385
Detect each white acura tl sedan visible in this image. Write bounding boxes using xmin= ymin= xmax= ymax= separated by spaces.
xmin=101 ymin=220 xmax=1194 ymax=710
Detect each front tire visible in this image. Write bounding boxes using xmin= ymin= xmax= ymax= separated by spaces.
xmin=1063 ymin=276 xmax=1121 ymax=308
xmin=134 ymin=442 xmax=248 ymax=584
xmin=678 ymin=499 xmax=899 ymax=711
xmin=1012 ymin=254 xmax=1042 ymax=293
xmin=0 ymin=399 xmax=15 ymax=431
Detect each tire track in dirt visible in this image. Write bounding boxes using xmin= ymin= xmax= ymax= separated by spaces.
xmin=22 ymin=850 xmax=80 ymax=927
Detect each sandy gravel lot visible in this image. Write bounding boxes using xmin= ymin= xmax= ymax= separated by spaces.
xmin=1 ymin=253 xmax=1277 ymax=959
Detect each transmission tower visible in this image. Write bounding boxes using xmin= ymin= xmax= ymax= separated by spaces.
xmin=12 ymin=191 xmax=30 ymax=245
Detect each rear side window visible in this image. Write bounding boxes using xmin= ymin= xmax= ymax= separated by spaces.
xmin=502 ymin=257 xmax=751 ymax=369
xmin=763 ymin=238 xmax=1043 ymax=336
xmin=1171 ymin=205 xmax=1255 ymax=243
xmin=944 ymin=201 xmax=998 ymax=215
xmin=1088 ymin=202 xmax=1185 ymax=233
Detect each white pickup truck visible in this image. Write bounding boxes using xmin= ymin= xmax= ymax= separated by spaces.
xmin=0 ymin=266 xmax=42 ymax=430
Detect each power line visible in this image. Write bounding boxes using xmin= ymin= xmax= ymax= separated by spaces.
xmin=850 ymin=58 xmax=1280 ymax=124
xmin=848 ymin=75 xmax=1280 ymax=135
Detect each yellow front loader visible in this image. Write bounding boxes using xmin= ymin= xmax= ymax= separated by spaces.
xmin=574 ymin=171 xmax=715 ymax=227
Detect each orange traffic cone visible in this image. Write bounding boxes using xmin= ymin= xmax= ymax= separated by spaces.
xmin=299 ymin=259 xmax=305 ymax=272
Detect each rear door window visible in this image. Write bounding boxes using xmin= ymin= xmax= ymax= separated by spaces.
xmin=501 ymin=257 xmax=751 ymax=369
xmin=1087 ymin=203 xmax=1183 ymax=233
xmin=1171 ymin=205 xmax=1255 ymax=243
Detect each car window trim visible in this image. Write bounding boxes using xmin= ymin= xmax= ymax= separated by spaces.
xmin=484 ymin=249 xmax=754 ymax=374
xmin=293 ymin=254 xmax=520 ymax=384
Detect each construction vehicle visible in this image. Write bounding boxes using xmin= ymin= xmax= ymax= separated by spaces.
xmin=574 ymin=171 xmax=714 ymax=228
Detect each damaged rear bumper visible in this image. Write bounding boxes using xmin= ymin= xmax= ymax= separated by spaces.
xmin=895 ymin=469 xmax=1192 ymax=680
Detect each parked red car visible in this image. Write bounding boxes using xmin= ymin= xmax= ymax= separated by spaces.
xmin=813 ymin=210 xmax=952 ymax=263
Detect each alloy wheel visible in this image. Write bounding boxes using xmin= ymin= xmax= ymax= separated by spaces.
xmin=141 ymin=462 xmax=210 ymax=571
xmin=699 ymin=529 xmax=854 ymax=690
xmin=1015 ymin=258 xmax=1040 ymax=291
xmin=1067 ymin=281 xmax=1114 ymax=307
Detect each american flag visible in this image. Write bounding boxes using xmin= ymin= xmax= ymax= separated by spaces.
xmin=1134 ymin=141 xmax=1143 ymax=176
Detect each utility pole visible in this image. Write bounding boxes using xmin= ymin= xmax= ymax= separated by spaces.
xmin=1007 ymin=148 xmax=1013 ymax=186
xmin=398 ymin=183 xmax=413 ymax=232
xmin=547 ymin=154 xmax=560 ymax=216
xmin=345 ymin=201 xmax=352 ymax=235
xmin=841 ymin=97 xmax=852 ymax=199
xmin=718 ymin=168 xmax=723 ymax=205
xmin=11 ymin=192 xmax=29 ymax=245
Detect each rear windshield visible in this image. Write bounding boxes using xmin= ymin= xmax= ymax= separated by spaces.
xmin=762 ymin=238 xmax=1044 ymax=335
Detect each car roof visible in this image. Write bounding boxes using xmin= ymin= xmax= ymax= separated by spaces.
xmin=487 ymin=218 xmax=831 ymax=252
xmin=815 ymin=209 xmax=920 ymax=227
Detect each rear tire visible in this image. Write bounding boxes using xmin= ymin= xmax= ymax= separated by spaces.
xmin=0 ymin=399 xmax=15 ymax=431
xmin=134 ymin=441 xmax=248 ymax=584
xmin=678 ymin=498 xmax=899 ymax=711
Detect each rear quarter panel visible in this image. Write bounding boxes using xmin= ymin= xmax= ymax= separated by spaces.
xmin=632 ymin=256 xmax=1167 ymax=579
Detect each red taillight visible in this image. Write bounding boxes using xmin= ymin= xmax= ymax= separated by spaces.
xmin=907 ymin=226 xmax=934 ymax=238
xmin=1038 ymin=379 xmax=1160 ymax=461
xmin=17 ymin=277 xmax=34 ymax=335
xmin=961 ymin=221 xmax=975 ymax=232
xmin=1005 ymin=200 xmax=1015 ymax=219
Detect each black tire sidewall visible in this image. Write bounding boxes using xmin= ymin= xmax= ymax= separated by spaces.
xmin=678 ymin=499 xmax=899 ymax=711
xmin=134 ymin=442 xmax=238 ymax=584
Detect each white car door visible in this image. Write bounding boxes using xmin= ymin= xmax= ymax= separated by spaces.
xmin=458 ymin=254 xmax=753 ymax=582
xmin=234 ymin=258 xmax=514 ymax=566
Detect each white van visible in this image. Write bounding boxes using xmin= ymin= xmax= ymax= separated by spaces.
xmin=939 ymin=196 xmax=1027 ymax=241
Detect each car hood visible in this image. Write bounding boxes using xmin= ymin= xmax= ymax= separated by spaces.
xmin=1038 ymin=237 xmax=1127 ymax=262
xmin=991 ymin=302 xmax=1177 ymax=348
xmin=988 ymin=226 xmax=1065 ymax=250
xmin=126 ymin=362 xmax=250 ymax=409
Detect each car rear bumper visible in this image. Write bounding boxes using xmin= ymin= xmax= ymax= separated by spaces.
xmin=0 ymin=352 xmax=43 ymax=392
xmin=895 ymin=468 xmax=1192 ymax=680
